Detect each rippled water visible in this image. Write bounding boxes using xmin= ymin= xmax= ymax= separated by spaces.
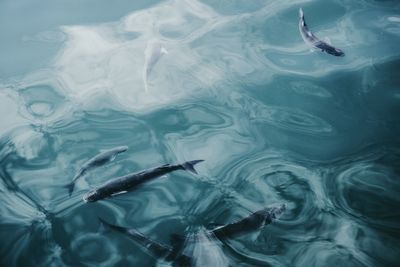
xmin=1 ymin=0 xmax=400 ymax=266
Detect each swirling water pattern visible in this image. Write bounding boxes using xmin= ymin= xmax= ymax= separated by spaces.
xmin=1 ymin=0 xmax=400 ymax=266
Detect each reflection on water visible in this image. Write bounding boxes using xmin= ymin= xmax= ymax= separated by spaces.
xmin=1 ymin=0 xmax=400 ymax=266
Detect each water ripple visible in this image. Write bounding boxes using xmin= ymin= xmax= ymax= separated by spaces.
xmin=230 ymin=93 xmax=334 ymax=136
xmin=1 ymin=0 xmax=400 ymax=266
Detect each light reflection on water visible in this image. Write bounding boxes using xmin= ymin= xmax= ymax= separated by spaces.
xmin=1 ymin=0 xmax=400 ymax=266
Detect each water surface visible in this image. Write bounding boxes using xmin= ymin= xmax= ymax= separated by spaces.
xmin=1 ymin=0 xmax=400 ymax=266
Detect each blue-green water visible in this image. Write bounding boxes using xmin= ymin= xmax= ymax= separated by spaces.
xmin=1 ymin=0 xmax=400 ymax=266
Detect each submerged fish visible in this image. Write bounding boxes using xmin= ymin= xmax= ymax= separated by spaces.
xmin=299 ymin=8 xmax=344 ymax=57
xmin=98 ymin=203 xmax=286 ymax=266
xmin=83 ymin=160 xmax=204 ymax=202
xmin=143 ymin=41 xmax=168 ymax=91
xmin=210 ymin=203 xmax=286 ymax=239
xmin=64 ymin=146 xmax=128 ymax=196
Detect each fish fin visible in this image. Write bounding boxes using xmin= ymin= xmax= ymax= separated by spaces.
xmin=110 ymin=191 xmax=128 ymax=197
xmin=181 ymin=160 xmax=204 ymax=174
xmin=161 ymin=47 xmax=168 ymax=55
xmin=63 ymin=182 xmax=75 ymax=197
xmin=324 ymin=37 xmax=332 ymax=45
xmin=98 ymin=217 xmax=127 ymax=234
xmin=207 ymin=223 xmax=224 ymax=230
xmin=98 ymin=217 xmax=111 ymax=234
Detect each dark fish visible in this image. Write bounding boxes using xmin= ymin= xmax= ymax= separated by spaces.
xmin=99 ymin=218 xmax=193 ymax=266
xmin=64 ymin=146 xmax=128 ymax=196
xmin=83 ymin=160 xmax=204 ymax=202
xmin=98 ymin=203 xmax=286 ymax=266
xmin=299 ymin=8 xmax=344 ymax=57
xmin=211 ymin=203 xmax=286 ymax=239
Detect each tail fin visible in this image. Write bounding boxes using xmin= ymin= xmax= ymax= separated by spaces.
xmin=98 ymin=217 xmax=111 ymax=234
xmin=161 ymin=46 xmax=168 ymax=55
xmin=181 ymin=160 xmax=204 ymax=174
xmin=63 ymin=182 xmax=75 ymax=197
xmin=299 ymin=8 xmax=304 ymax=18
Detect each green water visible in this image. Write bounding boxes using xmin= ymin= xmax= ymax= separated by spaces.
xmin=1 ymin=0 xmax=400 ymax=266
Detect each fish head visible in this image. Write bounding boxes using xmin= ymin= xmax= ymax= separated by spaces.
xmin=83 ymin=190 xmax=102 ymax=202
xmin=264 ymin=203 xmax=286 ymax=220
xmin=115 ymin=146 xmax=128 ymax=153
xmin=253 ymin=203 xmax=286 ymax=225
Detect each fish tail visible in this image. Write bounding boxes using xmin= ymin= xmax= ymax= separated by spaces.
xmin=161 ymin=46 xmax=168 ymax=54
xmin=98 ymin=217 xmax=113 ymax=234
xmin=181 ymin=160 xmax=204 ymax=174
xmin=299 ymin=7 xmax=304 ymax=18
xmin=63 ymin=182 xmax=75 ymax=197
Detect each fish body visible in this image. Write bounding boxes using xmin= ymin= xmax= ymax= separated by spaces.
xmin=299 ymin=8 xmax=344 ymax=57
xmin=211 ymin=203 xmax=286 ymax=239
xmin=99 ymin=218 xmax=193 ymax=266
xmin=99 ymin=218 xmax=175 ymax=259
xmin=83 ymin=160 xmax=204 ymax=202
xmin=143 ymin=41 xmax=168 ymax=91
xmin=98 ymin=203 xmax=285 ymax=266
xmin=65 ymin=146 xmax=128 ymax=196
xmin=99 ymin=222 xmax=227 ymax=267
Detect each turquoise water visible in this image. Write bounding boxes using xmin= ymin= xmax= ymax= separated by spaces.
xmin=1 ymin=0 xmax=400 ymax=266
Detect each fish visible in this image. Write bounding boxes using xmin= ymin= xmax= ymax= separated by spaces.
xmin=98 ymin=203 xmax=285 ymax=266
xmin=64 ymin=146 xmax=128 ymax=196
xmin=299 ymin=8 xmax=344 ymax=57
xmin=143 ymin=41 xmax=168 ymax=91
xmin=97 ymin=224 xmax=226 ymax=267
xmin=210 ymin=203 xmax=286 ymax=239
xmin=83 ymin=160 xmax=204 ymax=202
xmin=98 ymin=217 xmax=194 ymax=266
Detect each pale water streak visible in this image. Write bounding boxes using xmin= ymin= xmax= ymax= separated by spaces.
xmin=1 ymin=0 xmax=400 ymax=266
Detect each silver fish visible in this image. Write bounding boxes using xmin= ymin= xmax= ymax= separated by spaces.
xmin=83 ymin=160 xmax=204 ymax=202
xmin=143 ymin=41 xmax=168 ymax=91
xmin=64 ymin=146 xmax=128 ymax=196
xmin=299 ymin=8 xmax=344 ymax=57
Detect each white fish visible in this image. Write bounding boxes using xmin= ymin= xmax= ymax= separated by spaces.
xmin=143 ymin=41 xmax=168 ymax=91
xmin=299 ymin=8 xmax=344 ymax=57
